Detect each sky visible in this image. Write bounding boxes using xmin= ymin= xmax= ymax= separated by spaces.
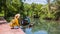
xmin=24 ymin=0 xmax=47 ymax=4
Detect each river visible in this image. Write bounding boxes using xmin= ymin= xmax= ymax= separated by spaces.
xmin=21 ymin=18 xmax=60 ymax=34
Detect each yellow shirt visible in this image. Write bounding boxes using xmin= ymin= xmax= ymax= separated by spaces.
xmin=10 ymin=18 xmax=20 ymax=27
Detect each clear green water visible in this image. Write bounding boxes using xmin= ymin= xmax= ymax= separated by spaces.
xmin=22 ymin=18 xmax=60 ymax=34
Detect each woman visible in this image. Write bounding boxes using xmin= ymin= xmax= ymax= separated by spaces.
xmin=10 ymin=14 xmax=20 ymax=29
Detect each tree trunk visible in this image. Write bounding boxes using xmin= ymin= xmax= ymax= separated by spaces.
xmin=47 ymin=0 xmax=51 ymax=10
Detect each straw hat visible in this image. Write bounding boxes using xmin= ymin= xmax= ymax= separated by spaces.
xmin=15 ymin=14 xmax=20 ymax=18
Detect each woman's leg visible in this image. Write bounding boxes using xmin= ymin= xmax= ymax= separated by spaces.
xmin=10 ymin=23 xmax=14 ymax=29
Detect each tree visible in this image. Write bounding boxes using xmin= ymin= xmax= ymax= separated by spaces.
xmin=52 ymin=0 xmax=60 ymax=20
xmin=1 ymin=0 xmax=7 ymax=18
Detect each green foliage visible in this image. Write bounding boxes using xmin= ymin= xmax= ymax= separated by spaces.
xmin=6 ymin=0 xmax=21 ymax=11
xmin=0 ymin=0 xmax=60 ymax=20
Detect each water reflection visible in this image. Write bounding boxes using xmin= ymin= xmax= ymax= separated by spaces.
xmin=25 ymin=28 xmax=32 ymax=34
xmin=21 ymin=18 xmax=60 ymax=34
xmin=34 ymin=30 xmax=48 ymax=34
xmin=21 ymin=18 xmax=48 ymax=34
xmin=23 ymin=27 xmax=48 ymax=34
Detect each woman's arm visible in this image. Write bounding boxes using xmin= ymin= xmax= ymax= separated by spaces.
xmin=15 ymin=19 xmax=20 ymax=26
